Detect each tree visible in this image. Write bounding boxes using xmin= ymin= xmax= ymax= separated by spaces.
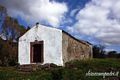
xmin=93 ymin=44 xmax=106 ymax=58
xmin=0 ymin=5 xmax=7 ymax=34
xmin=0 ymin=5 xmax=28 ymax=66
xmin=1 ymin=16 xmax=26 ymax=41
xmin=107 ymin=51 xmax=119 ymax=58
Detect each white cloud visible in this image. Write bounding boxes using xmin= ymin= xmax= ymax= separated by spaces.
xmin=67 ymin=26 xmax=75 ymax=33
xmin=70 ymin=8 xmax=79 ymax=17
xmin=0 ymin=0 xmax=68 ymax=27
xmin=72 ymin=0 xmax=120 ymax=45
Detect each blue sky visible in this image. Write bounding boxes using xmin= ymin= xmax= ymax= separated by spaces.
xmin=1 ymin=0 xmax=120 ymax=52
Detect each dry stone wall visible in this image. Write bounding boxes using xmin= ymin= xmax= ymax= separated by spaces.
xmin=62 ymin=32 xmax=92 ymax=64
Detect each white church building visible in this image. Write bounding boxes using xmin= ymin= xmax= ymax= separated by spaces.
xmin=18 ymin=24 xmax=92 ymax=66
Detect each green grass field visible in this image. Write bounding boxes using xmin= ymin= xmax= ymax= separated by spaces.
xmin=0 ymin=58 xmax=120 ymax=80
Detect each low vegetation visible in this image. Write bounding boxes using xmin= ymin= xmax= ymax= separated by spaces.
xmin=0 ymin=59 xmax=120 ymax=80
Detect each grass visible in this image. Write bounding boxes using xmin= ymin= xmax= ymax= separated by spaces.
xmin=0 ymin=58 xmax=120 ymax=80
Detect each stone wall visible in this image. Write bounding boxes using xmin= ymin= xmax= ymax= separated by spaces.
xmin=62 ymin=31 xmax=92 ymax=64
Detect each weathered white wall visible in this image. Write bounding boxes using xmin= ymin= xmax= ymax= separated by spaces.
xmin=18 ymin=25 xmax=63 ymax=66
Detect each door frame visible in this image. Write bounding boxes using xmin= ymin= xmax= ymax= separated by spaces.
xmin=30 ymin=40 xmax=44 ymax=63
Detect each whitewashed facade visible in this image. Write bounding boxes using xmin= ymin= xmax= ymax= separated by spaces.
xmin=18 ymin=24 xmax=63 ymax=66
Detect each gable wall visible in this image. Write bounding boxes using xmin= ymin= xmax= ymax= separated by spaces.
xmin=18 ymin=25 xmax=63 ymax=66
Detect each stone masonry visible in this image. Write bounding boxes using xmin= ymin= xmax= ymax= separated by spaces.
xmin=62 ymin=31 xmax=92 ymax=64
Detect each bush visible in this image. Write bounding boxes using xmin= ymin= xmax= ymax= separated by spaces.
xmin=0 ymin=39 xmax=18 ymax=67
xmin=8 ymin=59 xmax=17 ymax=66
xmin=51 ymin=68 xmax=63 ymax=80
